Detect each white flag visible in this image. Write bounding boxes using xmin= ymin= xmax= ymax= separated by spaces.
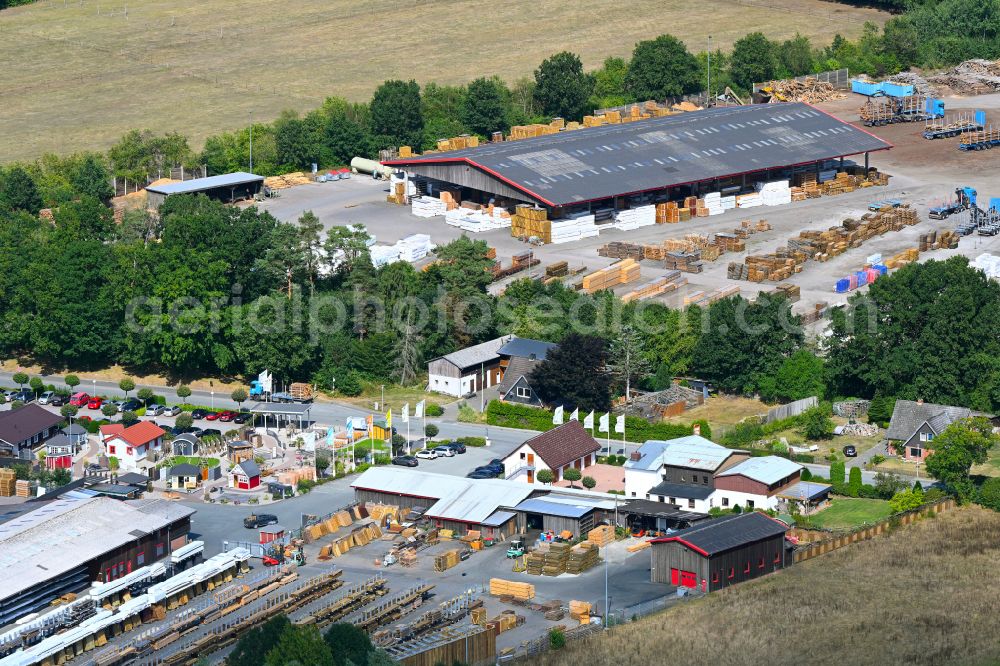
xmin=553 ymin=405 xmax=564 ymax=425
xmin=402 ymin=403 xmax=410 ymax=423
xmin=583 ymin=411 xmax=594 ymax=429
xmin=415 ymin=400 xmax=425 ymax=419
xmin=614 ymin=414 xmax=625 ymax=434
xmin=598 ymin=412 xmax=609 ymax=433
xmin=569 ymin=408 xmax=579 ymax=422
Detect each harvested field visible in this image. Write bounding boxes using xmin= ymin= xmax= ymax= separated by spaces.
xmin=0 ymin=0 xmax=888 ymax=162
xmin=537 ymin=506 xmax=1000 ymax=666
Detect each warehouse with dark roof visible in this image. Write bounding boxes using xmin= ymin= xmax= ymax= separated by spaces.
xmin=384 ymin=102 xmax=891 ymax=212
xmin=649 ymin=511 xmax=790 ymax=592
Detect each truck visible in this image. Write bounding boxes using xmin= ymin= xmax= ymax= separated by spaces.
xmin=271 ymin=383 xmax=313 ymax=403
xmin=929 ymin=187 xmax=978 ymax=220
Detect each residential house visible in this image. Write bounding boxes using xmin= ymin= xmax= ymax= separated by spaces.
xmin=0 ymin=404 xmax=64 ymax=460
xmin=503 ymin=420 xmax=600 ymax=485
xmin=102 ymin=422 xmax=166 ymax=472
xmin=885 ymin=400 xmax=990 ymax=461
xmin=230 ymin=460 xmax=261 ymax=490
xmin=624 ymin=435 xmax=750 ymax=512
xmin=44 ymin=434 xmax=75 ymax=470
xmin=62 ymin=424 xmax=89 ymax=451
xmin=497 ymin=338 xmax=558 ymax=407
xmin=426 ymin=334 xmax=514 ymax=397
xmin=167 ymin=464 xmax=201 ymax=491
xmin=714 ymin=456 xmax=802 ymax=511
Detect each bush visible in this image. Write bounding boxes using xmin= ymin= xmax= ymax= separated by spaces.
xmin=458 ymin=436 xmax=486 ymax=447
xmin=890 ymin=487 xmax=924 ymax=514
xmin=354 ymin=445 xmax=371 ymax=461
xmin=536 ymin=469 xmax=555 ymax=484
xmin=977 ymin=477 xmax=1000 ymax=511
xmin=800 ymin=468 xmax=813 ymax=481
xmin=858 ymin=483 xmax=881 ymax=499
xmin=485 ymin=400 xmax=709 ymax=440
xmin=549 ymin=628 xmax=566 ymax=650
xmin=582 ymin=476 xmax=597 ymax=490
xmin=848 ymin=467 xmax=862 ymax=497
xmin=456 ymin=402 xmax=478 ymax=423
xmin=799 ymin=405 xmax=834 ymax=441
xmin=425 ymin=403 xmax=444 ymax=417
xmin=297 ymin=479 xmax=316 ymax=493
xmin=373 ymin=454 xmax=391 ymax=465
xmin=731 ymin=504 xmax=742 ymax=514
xmin=424 ymin=423 xmax=439 ymax=438
xmin=830 ymin=460 xmax=846 ymax=490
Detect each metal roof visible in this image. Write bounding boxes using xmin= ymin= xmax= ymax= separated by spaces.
xmin=515 ymin=497 xmax=599 ymax=519
xmin=385 ymin=103 xmax=892 ymax=207
xmin=248 ymin=402 xmax=312 ymax=416
xmin=618 ymin=499 xmax=707 ymax=522
xmin=650 ymin=512 xmax=788 ymax=556
xmin=626 ymin=435 xmax=736 ymax=472
xmin=481 ymin=510 xmax=517 ymax=527
xmin=434 ymin=335 xmax=513 ymax=371
xmin=498 ymin=338 xmax=558 ymax=361
xmin=717 ymin=456 xmax=802 ymax=485
xmin=145 ymin=172 xmax=264 ymax=195
xmin=647 ymin=481 xmax=714 ymax=501
xmin=777 ymin=481 xmax=832 ymax=502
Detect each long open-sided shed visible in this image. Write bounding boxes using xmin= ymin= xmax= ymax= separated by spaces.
xmin=384 ymin=102 xmax=891 ymax=211
xmin=146 ymin=172 xmax=264 ymax=208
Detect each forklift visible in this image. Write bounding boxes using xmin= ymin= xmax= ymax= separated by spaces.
xmin=262 ymin=542 xmax=306 ymax=567
xmin=506 ymin=538 xmax=526 ymax=559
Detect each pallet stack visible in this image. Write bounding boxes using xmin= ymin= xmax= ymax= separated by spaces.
xmin=581 ymin=259 xmax=641 ymax=293
xmin=510 ymin=205 xmax=550 ymax=242
xmin=714 ymin=233 xmax=747 ymax=252
xmin=656 ymin=202 xmax=680 ymax=223
xmin=664 ymin=251 xmax=703 ymax=273
xmin=542 ymin=542 xmax=571 ymax=576
xmin=0 ymin=468 xmax=14 ymax=497
xmin=565 ymin=543 xmax=600 ymax=574
xmin=587 ymin=525 xmax=615 ymax=547
xmin=15 ymin=479 xmax=33 ymax=498
xmin=884 ymin=248 xmax=920 ymax=269
xmin=433 ymin=549 xmax=464 ymax=572
xmin=489 ymin=579 xmax=535 ymax=600
xmin=598 ymin=242 xmax=645 ymax=261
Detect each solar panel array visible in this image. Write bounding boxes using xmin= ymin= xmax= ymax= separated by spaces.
xmin=388 ymin=102 xmax=891 ymax=206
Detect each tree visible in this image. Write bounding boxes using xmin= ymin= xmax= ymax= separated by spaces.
xmin=830 ymin=460 xmax=846 ymax=490
xmin=533 ymin=51 xmax=593 ymax=120
xmin=624 ymin=34 xmax=702 ymax=100
xmin=336 ymin=371 xmax=363 ymax=397
xmin=530 ymin=333 xmax=612 ymax=411
xmin=461 ymin=77 xmax=510 ymax=137
xmin=925 ymin=417 xmax=999 ymax=502
xmin=563 ymin=467 xmax=582 ymax=488
xmin=874 ymin=471 xmax=907 ymax=499
xmin=102 ymin=403 xmax=118 ymax=418
xmin=758 ymin=349 xmax=826 ymax=403
xmin=0 ymin=166 xmax=43 ymax=214
xmin=65 ymin=374 xmax=80 ymax=391
xmin=28 ymin=376 xmax=43 ymax=395
xmin=730 ymin=32 xmax=779 ymax=90
xmin=119 ymin=378 xmax=135 ymax=398
xmin=977 ymin=477 xmax=1000 ymax=511
xmin=176 ymin=384 xmax=192 ymax=402
xmin=607 ymin=324 xmax=651 ymax=410
xmin=424 ymin=423 xmax=439 ymax=439
xmin=324 ymin=225 xmax=372 ymax=276
xmin=176 ymin=412 xmax=194 ymax=429
xmin=231 ymin=388 xmax=248 ymax=406
xmin=298 ymin=211 xmax=324 ymax=294
xmin=323 ymin=623 xmax=373 ymax=666
xmin=122 ymin=410 xmax=138 ymax=425
xmin=392 ymin=314 xmax=422 ymax=386
xmin=582 ymin=475 xmax=597 ymax=490
xmin=49 ymin=468 xmax=71 ymax=487
xmin=848 ymin=466 xmax=863 ymax=497
xmin=889 ymin=487 xmax=924 ymax=513
xmin=867 ymin=392 xmax=896 ymax=425
xmin=230 ymin=615 xmax=291 ymax=666
xmin=590 ymin=56 xmax=631 ymax=109
xmin=536 ymin=468 xmax=555 ymax=485
xmin=315 ymin=450 xmax=332 ymax=475
xmin=800 ymin=468 xmax=813 ymax=481
xmin=777 ymin=34 xmax=815 ymax=77
xmin=60 ymin=404 xmax=78 ymax=419
xmin=12 ymin=372 xmax=27 ymax=389
xmin=137 ymin=388 xmax=155 ymax=405
xmin=800 ymin=405 xmax=834 ymax=441
xmin=370 ymin=80 xmax=424 ymax=149
xmin=72 ymin=154 xmax=114 ymax=203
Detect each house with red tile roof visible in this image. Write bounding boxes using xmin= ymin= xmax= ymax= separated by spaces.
xmin=502 ymin=420 xmax=600 ymax=485
xmin=102 ymin=421 xmax=165 ymax=472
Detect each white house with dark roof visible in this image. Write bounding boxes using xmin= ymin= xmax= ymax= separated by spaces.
xmin=426 ymin=334 xmax=514 ymax=397
xmin=624 ymin=435 xmax=749 ymax=506
xmin=497 ymin=338 xmax=558 ymax=407
xmin=885 ymin=400 xmax=991 ymax=462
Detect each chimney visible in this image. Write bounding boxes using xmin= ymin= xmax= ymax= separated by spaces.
xmin=693 ymin=423 xmax=702 ymax=436
xmin=630 ymin=451 xmax=642 ymax=462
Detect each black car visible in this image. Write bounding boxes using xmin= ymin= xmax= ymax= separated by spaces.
xmin=201 ymin=428 xmax=222 ymax=438
xmin=170 ymin=425 xmax=193 ymax=436
xmin=466 ymin=469 xmax=495 ymax=479
xmin=843 ymin=445 xmax=858 ymax=457
xmin=120 ymin=398 xmax=143 ymax=412
xmin=244 ymin=513 xmax=278 ymax=529
xmin=392 ymin=455 xmax=418 ymax=467
xmin=234 ymin=412 xmax=253 ymax=424
xmin=190 ymin=427 xmax=205 ymax=437
xmin=446 ymin=442 xmax=467 ymax=454
xmin=191 ymin=408 xmax=210 ymax=419
xmin=10 ymin=390 xmax=34 ymax=403
xmin=474 ymin=465 xmax=502 ymax=477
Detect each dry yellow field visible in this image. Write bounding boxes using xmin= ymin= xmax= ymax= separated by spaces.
xmin=0 ymin=0 xmax=887 ymax=161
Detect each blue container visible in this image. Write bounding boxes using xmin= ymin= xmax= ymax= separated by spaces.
xmin=836 ymin=278 xmax=850 ymax=293
xmin=990 ymin=197 xmax=1000 ymax=213
xmin=976 ymin=110 xmax=987 ymax=128
xmin=874 ymin=264 xmax=888 ymax=275
xmin=855 ymin=271 xmax=869 ymax=286
xmin=851 ymin=80 xmax=881 ymax=96
xmin=882 ymin=82 xmax=915 ymax=98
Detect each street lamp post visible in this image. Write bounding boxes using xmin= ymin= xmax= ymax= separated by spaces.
xmin=211 ymin=391 xmax=215 ymax=410
xmin=707 ymin=35 xmax=712 ymax=107
xmin=249 ymin=111 xmax=254 ymax=173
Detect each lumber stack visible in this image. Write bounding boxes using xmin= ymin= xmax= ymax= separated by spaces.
xmin=714 ymin=233 xmax=746 ymax=252
xmin=568 ymin=600 xmax=592 ymax=624
xmin=598 ymin=242 xmax=644 ymax=261
xmin=434 ymin=548 xmax=464 ymax=572
xmin=0 ymin=468 xmax=15 ymax=497
xmin=545 ymin=261 xmax=569 ymax=278
xmin=884 ymin=248 xmax=919 ymax=269
xmin=626 ymin=540 xmax=651 ymax=553
xmin=489 ymin=611 xmax=522 ymax=633
xmin=620 ymin=273 xmax=688 ymax=303
xmin=263 ymin=172 xmax=312 ymax=190
xmin=664 ymin=251 xmax=703 ymax=273
xmin=489 ymin=579 xmax=535 ymax=600
xmin=326 ymin=522 xmax=383 ymax=557
xmin=366 ymin=503 xmax=402 ymax=526
xmin=688 ymin=285 xmax=740 ymax=307
xmin=656 ymin=201 xmax=680 ymax=223
xmin=770 ymin=283 xmax=801 ymax=303
xmin=15 ymin=479 xmax=33 ymax=498
xmin=586 ymin=525 xmax=615 ymax=547
xmin=542 ymin=542 xmax=571 ymax=576
xmin=525 ymin=551 xmax=545 ymax=575
xmin=581 ymin=259 xmax=641 ymax=293
xmin=510 ymin=205 xmax=551 ymax=242
xmin=565 ymin=543 xmax=600 ymax=574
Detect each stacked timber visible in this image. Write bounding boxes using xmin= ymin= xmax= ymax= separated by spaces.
xmin=434 ymin=549 xmax=464 ymax=572
xmin=542 ymin=542 xmax=571 ymax=576
xmin=714 ymin=233 xmax=746 ymax=252
xmin=656 ymin=202 xmax=680 ymax=223
xmin=15 ymin=479 xmax=33 ymax=498
xmin=884 ymin=248 xmax=919 ymax=269
xmin=581 ymin=259 xmax=641 ymax=293
xmin=770 ymin=283 xmax=801 ymax=303
xmin=489 ymin=579 xmax=535 ymax=600
xmin=586 ymin=525 xmax=615 ymax=547
xmin=626 ymin=540 xmax=651 ymax=553
xmin=511 ymin=205 xmax=550 ymax=242
xmin=0 ymin=468 xmax=14 ymax=497
xmin=565 ymin=543 xmax=600 ymax=574
xmin=620 ymin=273 xmax=688 ymax=303
xmin=525 ymin=551 xmax=545 ymax=575
xmin=598 ymin=242 xmax=644 ymax=260
xmin=263 ymin=172 xmax=312 ymax=190
xmin=568 ymin=601 xmax=591 ymax=624
xmin=689 ymin=285 xmax=740 ymax=307
xmin=545 ymin=261 xmax=569 ymax=278
xmin=664 ymin=251 xmax=703 ymax=273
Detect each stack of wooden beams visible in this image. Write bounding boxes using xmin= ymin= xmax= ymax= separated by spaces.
xmin=511 ymin=205 xmax=550 ymax=242
xmin=656 ymin=201 xmax=680 ymax=223
xmin=565 ymin=543 xmax=600 ymax=574
xmin=263 ymin=172 xmax=311 ymax=190
xmin=598 ymin=242 xmax=645 ymax=260
xmin=434 ymin=548 xmax=464 ymax=572
xmin=542 ymin=542 xmax=571 ymax=575
xmin=664 ymin=251 xmax=703 ymax=273
xmin=620 ymin=272 xmax=688 ymax=303
xmin=0 ymin=468 xmax=14 ymax=497
xmin=489 ymin=579 xmax=535 ymax=600
xmin=582 ymin=259 xmax=641 ymax=293
xmin=545 ymin=261 xmax=569 ymax=278
xmin=689 ymin=285 xmax=741 ymax=307
xmin=714 ymin=233 xmax=746 ymax=252
xmin=569 ymin=601 xmax=592 ymax=624
xmin=770 ymin=283 xmax=801 ymax=303
xmin=586 ymin=525 xmax=615 ymax=547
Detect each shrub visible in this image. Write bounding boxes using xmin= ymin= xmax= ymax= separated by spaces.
xmin=800 ymin=468 xmax=813 ymax=481
xmin=890 ymin=487 xmax=924 ymax=514
xmin=924 ymin=487 xmax=946 ymax=503
xmin=830 ymin=460 xmax=846 ymax=490
xmin=424 ymin=423 xmax=439 ymax=438
xmin=297 ymin=479 xmax=316 ymax=493
xmin=582 ymin=476 xmax=597 ymax=490
xmin=425 ymin=403 xmax=444 ymax=417
xmin=848 ymin=467 xmax=862 ymax=497
xmin=456 ymin=402 xmax=478 ymax=423
xmin=549 ymin=628 xmax=566 ymax=650
xmin=563 ymin=468 xmax=582 ymax=486
xmin=354 ymin=445 xmax=371 ymax=461
xmin=800 ymin=405 xmax=834 ymax=440
xmin=537 ymin=469 xmax=555 ymax=484
xmin=373 ymin=454 xmax=391 ymax=465
xmin=731 ymin=504 xmax=742 ymax=514
xmin=485 ymin=400 xmax=709 ymax=440
xmin=458 ymin=436 xmax=486 ymax=447
xmin=871 ymin=454 xmax=886 ymax=466
xmin=977 ymin=477 xmax=1000 ymax=511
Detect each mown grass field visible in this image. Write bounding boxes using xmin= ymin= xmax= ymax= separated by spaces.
xmin=539 ymin=506 xmax=1000 ymax=666
xmin=807 ymin=497 xmax=893 ymax=529
xmin=0 ymin=0 xmax=888 ymax=162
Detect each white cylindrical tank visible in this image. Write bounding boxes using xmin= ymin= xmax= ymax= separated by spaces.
xmin=350 ymin=157 xmax=394 ymax=179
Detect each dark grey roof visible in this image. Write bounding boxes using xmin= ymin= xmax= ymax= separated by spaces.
xmin=169 ymin=463 xmax=201 ymax=477
xmin=44 ymin=434 xmax=72 ymax=448
xmin=116 ymin=472 xmax=149 ymax=485
xmin=62 ymin=424 xmax=87 ymax=435
xmin=498 ymin=356 xmax=542 ymax=394
xmin=499 ymin=338 xmax=557 ymax=361
xmin=618 ymin=499 xmax=708 ymax=523
xmin=384 ymin=103 xmax=891 ymax=207
xmin=172 ymin=433 xmax=200 ymax=444
xmin=145 ymin=172 xmax=263 ymax=195
xmin=0 ymin=404 xmax=62 ymax=446
xmin=885 ymin=400 xmax=986 ymax=441
xmin=233 ymin=460 xmax=260 ymax=477
xmin=647 ymin=482 xmax=714 ymax=501
xmin=650 ymin=512 xmax=788 ymax=556
xmin=434 ymin=335 xmax=514 ymax=371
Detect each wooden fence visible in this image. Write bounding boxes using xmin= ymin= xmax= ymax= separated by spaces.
xmin=792 ymin=498 xmax=956 ymax=563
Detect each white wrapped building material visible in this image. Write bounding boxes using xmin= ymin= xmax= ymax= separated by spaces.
xmin=972 ymin=253 xmax=1000 ymax=280
xmin=550 ymin=214 xmax=599 ymax=244
xmin=411 ymin=196 xmax=447 ymax=218
xmin=613 ymin=205 xmax=656 ymax=230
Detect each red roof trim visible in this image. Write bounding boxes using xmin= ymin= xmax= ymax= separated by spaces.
xmin=381 ymin=156 xmax=557 ymax=207
xmin=648 ymin=535 xmax=710 ymax=557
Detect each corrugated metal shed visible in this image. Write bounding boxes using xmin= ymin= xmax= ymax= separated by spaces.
xmin=384 ymin=103 xmax=892 ymax=206
xmin=515 ymin=497 xmax=596 ymax=519
xmin=649 ymin=512 xmax=788 ymax=556
xmin=145 ymin=172 xmax=264 ymax=195
xmin=717 ymin=456 xmax=801 ymax=484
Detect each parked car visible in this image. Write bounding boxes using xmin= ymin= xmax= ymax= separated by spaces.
xmin=474 ymin=465 xmax=502 ymax=477
xmin=415 ymin=449 xmax=438 ymax=460
xmin=200 ymin=428 xmax=222 ymax=438
xmin=110 ymin=400 xmax=124 ymax=413
xmin=204 ymin=411 xmax=221 ymax=421
xmin=3 ymin=390 xmax=16 ymax=400
xmin=116 ymin=399 xmax=140 ymax=413
xmin=38 ymin=391 xmax=57 ymax=405
xmin=77 ymin=415 xmax=93 ymax=423
xmin=146 ymin=404 xmax=166 ymax=416
xmin=432 ymin=445 xmax=455 ymax=457
xmin=11 ymin=390 xmax=34 ymax=403
xmin=164 ymin=405 xmax=182 ymax=417
xmin=191 ymin=409 xmax=209 ymax=419
xmin=466 ymin=469 xmax=495 ymax=479
xmin=234 ymin=412 xmax=253 ymax=424
xmin=392 ymin=455 xmax=419 ymax=467
xmin=47 ymin=394 xmax=66 ymax=406
xmin=243 ymin=513 xmax=279 ymax=529
xmin=69 ymin=392 xmax=90 ymax=407
xmin=170 ymin=425 xmax=193 ymax=436
xmin=87 ymin=397 xmax=103 ymax=410
xmin=218 ymin=410 xmax=237 ymax=422
xmin=843 ymin=445 xmax=858 ymax=457
xmin=190 ymin=427 xmax=206 ymax=437
xmin=446 ymin=442 xmax=467 ymax=454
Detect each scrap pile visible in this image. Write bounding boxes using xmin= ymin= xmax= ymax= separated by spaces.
xmin=263 ymin=172 xmax=312 ymax=190
xmin=729 ymin=205 xmax=919 ymax=282
xmin=928 ymin=59 xmax=1000 ymax=96
xmin=489 ymin=579 xmax=535 ymax=601
xmin=620 ymin=272 xmax=688 ymax=303
xmin=759 ymin=77 xmax=846 ymax=103
xmin=581 ymin=259 xmax=641 ymax=293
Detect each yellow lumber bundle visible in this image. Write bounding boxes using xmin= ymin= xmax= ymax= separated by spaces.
xmin=0 ymin=468 xmax=15 ymax=497
xmin=569 ymin=600 xmax=591 ymax=622
xmin=489 ymin=578 xmax=535 ymax=600
xmin=586 ymin=525 xmax=615 ymax=547
xmin=434 ymin=548 xmax=464 ymax=572
xmin=263 ymin=172 xmax=311 ymax=190
xmin=884 ymin=247 xmax=920 ymax=269
xmin=582 ymin=258 xmax=641 ymax=294
xmin=510 ymin=204 xmax=550 ymax=242
xmin=366 ymin=503 xmax=401 ymax=525
xmin=626 ymin=540 xmax=651 ymax=553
